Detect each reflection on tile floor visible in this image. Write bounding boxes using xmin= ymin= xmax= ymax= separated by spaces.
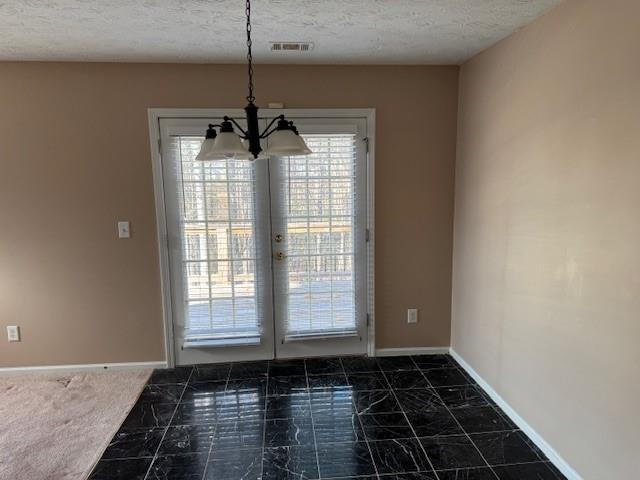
xmin=89 ymin=355 xmax=566 ymax=480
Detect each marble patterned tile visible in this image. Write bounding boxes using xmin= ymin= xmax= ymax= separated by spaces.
xmin=225 ymin=377 xmax=268 ymax=396
xmin=228 ymin=360 xmax=269 ymax=379
xmin=269 ymin=359 xmax=306 ymax=377
xmin=353 ymin=389 xmax=400 ymax=414
xmin=148 ymin=367 xmax=193 ymax=385
xmin=435 ymin=467 xmax=498 ymax=480
xmin=190 ymin=363 xmax=231 ymax=382
xmin=492 ymin=462 xmax=565 ymax=479
xmin=92 ymin=355 xmax=563 ymax=480
xmin=101 ymin=428 xmax=165 ymax=459
xmin=384 ymin=370 xmax=431 ymax=390
xmin=419 ymin=434 xmax=486 ymax=470
xmin=378 ymin=474 xmax=439 ymax=480
xmin=147 ymin=453 xmax=208 ymax=480
xmin=359 ymin=412 xmax=414 ymax=440
xmin=451 ymin=407 xmax=516 ymax=434
xmin=422 ymin=368 xmax=471 ymax=388
xmin=204 ymin=447 xmax=263 ymax=480
xmin=88 ymin=458 xmax=152 ymax=480
xmin=317 ymin=441 xmax=377 ymax=478
xmin=305 ymin=357 xmax=344 ymax=375
xmin=307 ymin=373 xmax=349 ymax=390
xmin=170 ymin=400 xmax=225 ymax=426
xmin=180 ymin=381 xmax=228 ymax=403
xmin=309 ymin=389 xmax=357 ymax=417
xmin=120 ymin=402 xmax=176 ymax=430
xmin=268 ymin=375 xmax=309 ymax=396
xmin=313 ymin=412 xmax=366 ymax=444
xmin=436 ymin=386 xmax=491 ymax=409
xmin=395 ymin=389 xmax=444 ymax=412
xmin=377 ymin=356 xmax=418 ymax=371
xmin=266 ymin=392 xmax=311 ymax=419
xmin=470 ymin=430 xmax=541 ymax=465
xmin=157 ymin=424 xmax=216 ymax=455
xmin=406 ymin=408 xmax=463 ymax=437
xmin=341 ymin=356 xmax=381 ymax=373
xmin=262 ymin=445 xmax=320 ymax=480
xmin=265 ymin=417 xmax=315 ymax=447
xmin=346 ymin=371 xmax=389 ymax=391
xmin=328 ymin=477 xmax=377 ymax=480
xmin=412 ymin=354 xmax=454 ymax=370
xmin=368 ymin=438 xmax=432 ymax=474
xmin=138 ymin=384 xmax=185 ymax=404
xmin=210 ymin=418 xmax=264 ymax=451
xmin=203 ymin=390 xmax=266 ymax=420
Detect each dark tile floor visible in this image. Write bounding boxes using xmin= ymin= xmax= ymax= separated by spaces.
xmin=89 ymin=355 xmax=566 ymax=480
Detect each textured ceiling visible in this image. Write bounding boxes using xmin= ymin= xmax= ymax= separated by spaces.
xmin=0 ymin=0 xmax=562 ymax=65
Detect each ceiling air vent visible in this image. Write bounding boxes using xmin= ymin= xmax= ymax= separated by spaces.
xmin=270 ymin=42 xmax=314 ymax=52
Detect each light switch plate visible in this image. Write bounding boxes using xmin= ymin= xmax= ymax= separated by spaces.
xmin=118 ymin=221 xmax=131 ymax=239
xmin=7 ymin=326 xmax=20 ymax=342
xmin=407 ymin=309 xmax=418 ymax=324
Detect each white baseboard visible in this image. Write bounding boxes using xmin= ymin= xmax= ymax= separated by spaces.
xmin=375 ymin=346 xmax=450 ymax=357
xmin=0 ymin=361 xmax=167 ymax=374
xmin=449 ymin=348 xmax=582 ymax=480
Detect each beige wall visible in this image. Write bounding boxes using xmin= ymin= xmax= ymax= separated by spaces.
xmin=452 ymin=0 xmax=640 ymax=478
xmin=0 ymin=64 xmax=458 ymax=367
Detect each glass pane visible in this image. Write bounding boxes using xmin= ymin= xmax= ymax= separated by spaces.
xmin=279 ymin=134 xmax=358 ymax=336
xmin=177 ymin=137 xmax=260 ymax=340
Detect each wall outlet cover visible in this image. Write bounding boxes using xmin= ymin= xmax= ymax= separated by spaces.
xmin=407 ymin=309 xmax=418 ymax=324
xmin=7 ymin=325 xmax=20 ymax=342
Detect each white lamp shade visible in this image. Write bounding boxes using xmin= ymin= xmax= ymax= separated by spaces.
xmin=209 ymin=131 xmax=251 ymax=159
xmin=267 ymin=129 xmax=312 ymax=156
xmin=195 ymin=138 xmax=227 ymax=161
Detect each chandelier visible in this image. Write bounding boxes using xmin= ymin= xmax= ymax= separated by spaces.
xmin=196 ymin=0 xmax=312 ymax=160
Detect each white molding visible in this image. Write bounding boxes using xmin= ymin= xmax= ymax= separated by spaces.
xmin=450 ymin=349 xmax=582 ymax=480
xmin=375 ymin=346 xmax=450 ymax=357
xmin=148 ymin=109 xmax=176 ymax=368
xmin=147 ymin=108 xmax=376 ymax=366
xmin=365 ymin=110 xmax=376 ymax=358
xmin=0 ymin=361 xmax=166 ymax=374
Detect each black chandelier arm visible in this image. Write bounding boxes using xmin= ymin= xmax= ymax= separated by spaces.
xmin=224 ymin=116 xmax=250 ymax=138
xmin=259 ymin=115 xmax=286 ymax=138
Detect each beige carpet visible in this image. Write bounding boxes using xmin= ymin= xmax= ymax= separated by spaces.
xmin=0 ymin=369 xmax=151 ymax=480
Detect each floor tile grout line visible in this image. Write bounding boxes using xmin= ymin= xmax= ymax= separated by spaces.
xmin=305 ymin=358 xmax=322 ymax=479
xmin=258 ymin=360 xmax=270 ymax=480
xmin=343 ymin=357 xmax=381 ymax=480
xmin=413 ymin=356 xmax=500 ymax=480
xmin=199 ymin=363 xmax=232 ymax=480
xmin=379 ymin=359 xmax=442 ymax=480
xmin=142 ymin=366 xmax=194 ymax=480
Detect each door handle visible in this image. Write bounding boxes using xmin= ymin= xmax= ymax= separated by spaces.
xmin=275 ymin=252 xmax=286 ymax=261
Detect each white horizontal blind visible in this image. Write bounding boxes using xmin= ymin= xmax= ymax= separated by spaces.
xmin=275 ymin=133 xmax=359 ymax=338
xmin=173 ymin=136 xmax=263 ymax=344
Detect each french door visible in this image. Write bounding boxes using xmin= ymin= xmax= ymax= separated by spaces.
xmin=157 ymin=112 xmax=370 ymax=365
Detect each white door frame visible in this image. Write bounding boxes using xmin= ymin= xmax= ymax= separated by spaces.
xmin=147 ymin=108 xmax=376 ymax=367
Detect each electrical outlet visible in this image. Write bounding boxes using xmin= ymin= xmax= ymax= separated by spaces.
xmin=407 ymin=309 xmax=418 ymax=324
xmin=7 ymin=326 xmax=20 ymax=342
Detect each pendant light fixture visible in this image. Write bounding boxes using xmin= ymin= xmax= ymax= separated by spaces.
xmin=196 ymin=0 xmax=312 ymax=161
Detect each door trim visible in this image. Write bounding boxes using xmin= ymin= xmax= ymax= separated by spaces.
xmin=147 ymin=108 xmax=376 ymax=367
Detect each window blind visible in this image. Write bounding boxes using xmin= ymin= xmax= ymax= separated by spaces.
xmin=173 ymin=136 xmax=264 ymax=345
xmin=274 ymin=133 xmax=359 ymax=339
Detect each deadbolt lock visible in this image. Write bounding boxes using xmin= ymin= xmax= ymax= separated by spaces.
xmin=274 ymin=234 xmax=283 ymax=243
